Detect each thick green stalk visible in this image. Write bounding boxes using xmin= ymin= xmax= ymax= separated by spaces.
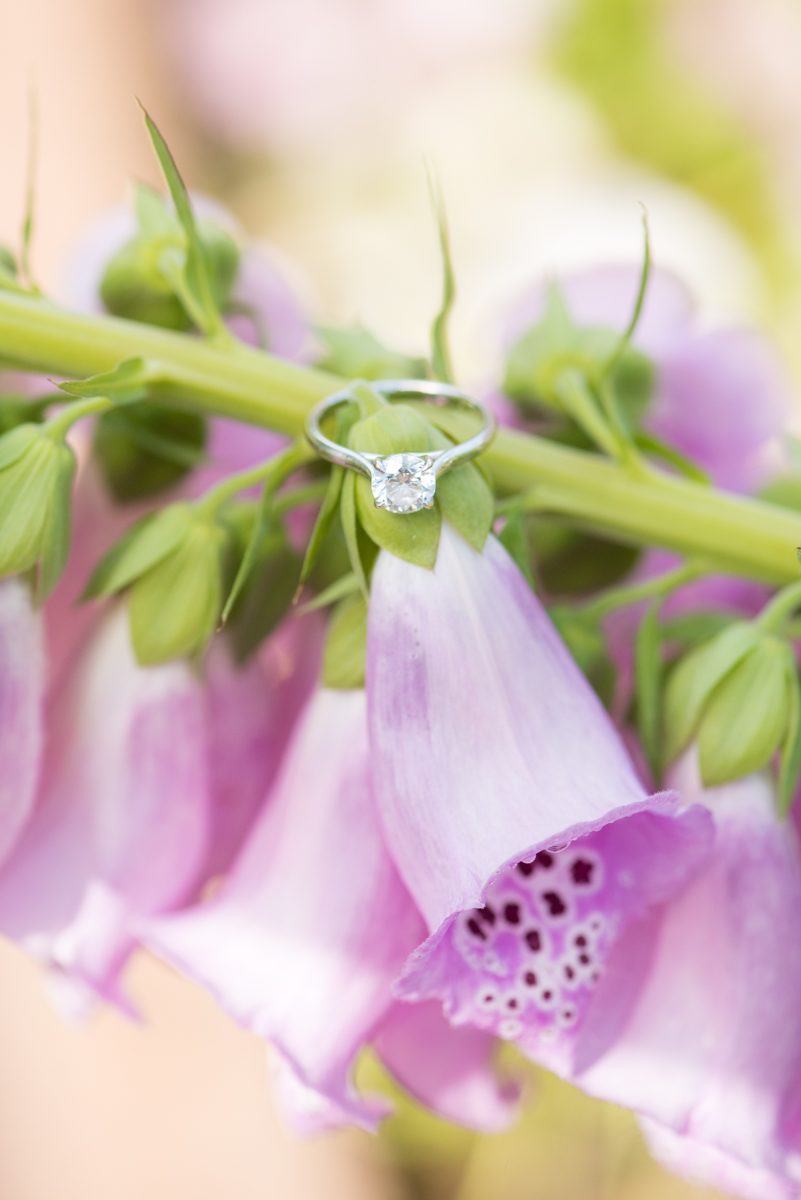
xmin=1 ymin=290 xmax=800 ymax=584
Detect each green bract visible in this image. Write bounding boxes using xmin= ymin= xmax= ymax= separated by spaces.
xmin=86 ymin=503 xmax=229 ymax=664
xmin=0 ymin=422 xmax=76 ymax=600
xmin=347 ymin=401 xmax=493 ymax=571
xmin=664 ymin=621 xmax=797 ymax=786
xmin=315 ymin=325 xmax=427 ymax=381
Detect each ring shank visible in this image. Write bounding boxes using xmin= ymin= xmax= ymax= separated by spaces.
xmin=305 ymin=379 xmax=496 ymax=478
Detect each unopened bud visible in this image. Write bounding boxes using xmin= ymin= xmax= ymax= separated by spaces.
xmin=0 ymin=423 xmax=75 ymax=599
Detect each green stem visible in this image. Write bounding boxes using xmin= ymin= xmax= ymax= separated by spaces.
xmin=44 ymin=394 xmax=113 ymax=438
xmin=198 ymin=440 xmax=313 ymax=515
xmin=579 ymin=561 xmax=705 ymax=621
xmin=756 ymin=578 xmax=801 ymax=634
xmin=1 ymin=290 xmax=801 ymax=584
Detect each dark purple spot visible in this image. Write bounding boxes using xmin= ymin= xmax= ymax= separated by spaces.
xmin=574 ymin=934 xmax=588 ymax=948
xmin=506 ymin=998 xmax=519 ymax=1011
xmin=517 ymin=861 xmax=535 ymax=877
xmin=533 ymin=851 xmax=554 ymax=871
xmin=579 ymin=953 xmax=591 ymax=966
xmin=479 ymin=905 xmax=496 ymax=926
xmin=467 ymin=917 xmax=487 ymax=941
xmin=503 ymin=902 xmax=522 ymax=925
xmin=562 ymin=1007 xmax=575 ymax=1022
xmin=542 ymin=990 xmax=553 ymax=1002
xmin=570 ymin=858 xmax=595 ymax=886
xmin=542 ymin=890 xmax=567 ymax=918
xmin=525 ymin=929 xmax=542 ymax=953
xmin=563 ymin=964 xmax=575 ymax=982
xmin=523 ymin=971 xmax=538 ymax=987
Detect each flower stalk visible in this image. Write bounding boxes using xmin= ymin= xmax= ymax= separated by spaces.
xmin=1 ymin=289 xmax=800 ymax=584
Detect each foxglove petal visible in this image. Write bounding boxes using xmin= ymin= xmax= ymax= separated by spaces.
xmin=147 ymin=688 xmax=424 ymax=1129
xmin=374 ymin=1000 xmax=521 ymax=1131
xmin=578 ymin=760 xmax=801 ymax=1192
xmin=370 ymin=527 xmax=712 ymax=1071
xmin=0 ymin=607 xmax=209 ymax=1006
xmin=0 ymin=580 xmax=43 ymax=868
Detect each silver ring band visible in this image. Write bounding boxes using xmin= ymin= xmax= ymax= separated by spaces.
xmin=305 ymin=379 xmax=496 ymax=514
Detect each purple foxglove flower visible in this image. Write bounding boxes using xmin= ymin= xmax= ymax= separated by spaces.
xmin=0 ymin=580 xmax=44 ymax=869
xmin=147 ymin=687 xmax=424 ymax=1129
xmin=369 ymin=525 xmax=712 ymax=1072
xmin=570 ymin=755 xmax=801 ymax=1198
xmin=0 ymin=607 xmax=210 ymax=1011
xmin=503 ymin=265 xmax=791 ymax=493
xmin=146 ymin=685 xmax=521 ymax=1132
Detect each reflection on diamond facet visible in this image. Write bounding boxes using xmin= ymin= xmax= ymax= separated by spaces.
xmin=370 ymin=453 xmax=437 ymax=514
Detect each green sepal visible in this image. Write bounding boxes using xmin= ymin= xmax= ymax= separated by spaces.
xmin=435 ymin=444 xmax=494 ymax=553
xmin=635 ymin=601 xmax=663 ymax=782
xmin=340 ymin=471 xmax=372 ymax=592
xmin=350 ymin=406 xmax=441 ymax=569
xmin=84 ymin=503 xmax=194 ymax=598
xmin=0 ymin=422 xmax=40 ymax=468
xmin=0 ymin=425 xmax=75 ymax=594
xmin=36 ymin=451 xmax=76 ymax=602
xmin=428 ymin=171 xmax=456 ymax=383
xmin=314 ymin=325 xmax=426 ymax=381
xmin=663 ymin=621 xmax=762 ymax=763
xmin=697 ymin=637 xmax=793 ymax=787
xmin=778 ymin=662 xmax=801 ymax=817
xmin=140 ymin=107 xmax=233 ymax=337
xmin=58 ymin=357 xmax=156 ymax=401
xmin=322 ymin=593 xmax=367 ymax=689
xmin=497 ymin=510 xmax=534 ymax=586
xmin=93 ymin=402 xmax=207 ymax=502
xmin=129 ymin=518 xmax=227 ymax=665
xmin=223 ymin=521 xmax=301 ymax=664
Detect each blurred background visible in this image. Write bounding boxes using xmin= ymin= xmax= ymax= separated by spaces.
xmin=1 ymin=0 xmax=799 ymax=1195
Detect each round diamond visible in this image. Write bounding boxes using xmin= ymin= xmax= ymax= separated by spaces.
xmin=370 ymin=454 xmax=437 ymax=514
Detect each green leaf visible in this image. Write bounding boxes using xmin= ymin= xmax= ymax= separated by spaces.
xmin=635 ymin=601 xmax=663 ymax=781
xmin=93 ymin=402 xmax=207 ymax=502
xmin=435 ymin=457 xmax=493 ymax=552
xmin=58 ymin=357 xmax=156 ymax=400
xmin=427 ymin=170 xmax=456 ymax=383
xmin=140 ymin=106 xmax=225 ymax=337
xmin=497 ymin=510 xmax=534 ymax=586
xmin=340 ymin=471 xmax=370 ymax=594
xmin=301 ymin=571 xmax=361 ymax=614
xmin=322 ymin=593 xmax=367 ymax=689
xmin=663 ymin=621 xmax=762 ymax=763
xmin=129 ymin=519 xmax=227 ymax=664
xmin=698 ymin=639 xmax=791 ymax=786
xmin=84 ymin=503 xmax=194 ymax=598
xmin=315 ymin=325 xmax=426 ymax=380
xmin=298 ymin=466 xmax=345 ymax=588
xmin=778 ymin=661 xmax=801 ymax=816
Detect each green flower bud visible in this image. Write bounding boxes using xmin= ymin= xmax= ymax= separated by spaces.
xmin=129 ymin=518 xmax=227 ymax=664
xmin=502 ymin=285 xmax=655 ymax=429
xmin=0 ymin=423 xmax=75 ymax=599
xmin=664 ymin=620 xmax=796 ymax=785
xmin=85 ymin=503 xmax=229 ymax=664
xmin=99 ymin=218 xmax=240 ymax=331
